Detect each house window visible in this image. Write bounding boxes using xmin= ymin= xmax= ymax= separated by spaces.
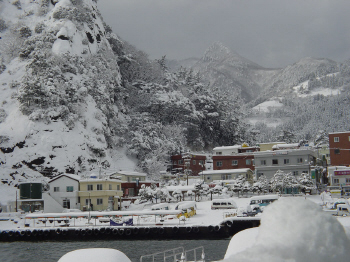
xmin=109 ymin=184 xmax=112 ymax=190
xmin=334 ymin=178 xmax=339 ymax=184
xmin=87 ymin=184 xmax=93 ymax=191
xmin=178 ymin=160 xmax=183 ymax=165
xmin=284 ymin=159 xmax=290 ymax=164
xmin=232 ymin=160 xmax=238 ymax=166
xmin=193 ymin=160 xmax=196 ymax=165
xmin=199 ymin=160 xmax=204 ymax=166
xmin=272 ymin=159 xmax=278 ymax=165
xmin=257 ymin=172 xmax=264 ymax=178
xmin=85 ymin=198 xmax=90 ymax=205
xmin=260 ymin=160 xmax=266 ymax=165
xmin=216 ymin=152 xmax=222 ymax=155
xmin=334 ymin=137 xmax=339 ymax=142
xmin=117 ymin=185 xmax=120 ymax=190
xmin=174 ymin=161 xmax=177 ymax=165
xmin=97 ymin=184 xmax=103 ymax=190
xmin=66 ymin=186 xmax=73 ymax=192
xmin=293 ymin=171 xmax=299 ymax=176
xmin=97 ymin=198 xmax=103 ymax=205
xmin=246 ymin=159 xmax=251 ymax=165
xmin=335 ymin=148 xmax=340 ymax=154
xmin=54 ymin=187 xmax=60 ymax=192
xmin=297 ymin=158 xmax=303 ymax=163
xmin=216 ymin=161 xmax=223 ymax=167
xmin=346 ymin=178 xmax=350 ymax=183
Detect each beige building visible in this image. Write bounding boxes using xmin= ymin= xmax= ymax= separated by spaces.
xmin=258 ymin=142 xmax=284 ymax=152
xmin=78 ymin=178 xmax=123 ymax=211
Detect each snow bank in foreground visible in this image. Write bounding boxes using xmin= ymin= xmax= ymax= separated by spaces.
xmin=58 ymin=248 xmax=132 ymax=262
xmin=224 ymin=198 xmax=350 ymax=262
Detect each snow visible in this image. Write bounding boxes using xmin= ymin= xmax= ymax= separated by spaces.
xmin=58 ymin=248 xmax=132 ymax=262
xmin=252 ymin=99 xmax=283 ymax=113
xmin=224 ymin=198 xmax=350 ymax=262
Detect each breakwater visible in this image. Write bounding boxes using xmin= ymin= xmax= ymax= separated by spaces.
xmin=0 ymin=219 xmax=260 ymax=242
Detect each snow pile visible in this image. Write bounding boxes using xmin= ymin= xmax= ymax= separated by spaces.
xmin=58 ymin=248 xmax=132 ymax=262
xmin=224 ymin=198 xmax=350 ymax=262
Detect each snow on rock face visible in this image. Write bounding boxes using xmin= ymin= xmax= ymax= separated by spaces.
xmin=225 ymin=198 xmax=350 ymax=262
xmin=58 ymin=248 xmax=132 ymax=262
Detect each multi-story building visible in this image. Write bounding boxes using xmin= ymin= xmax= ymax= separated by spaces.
xmin=254 ymin=148 xmax=317 ymax=180
xmin=212 ymin=144 xmax=259 ymax=171
xmin=78 ymin=178 xmax=123 ymax=211
xmin=170 ymin=153 xmax=206 ymax=175
xmin=329 ymin=131 xmax=350 ymax=166
xmin=48 ymin=174 xmax=80 ymax=210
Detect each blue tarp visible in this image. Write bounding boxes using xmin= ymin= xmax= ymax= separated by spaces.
xmin=110 ymin=218 xmax=133 ymax=226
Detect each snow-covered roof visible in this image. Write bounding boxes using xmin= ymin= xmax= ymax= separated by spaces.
xmin=272 ymin=143 xmax=299 ymax=149
xmin=202 ymin=169 xmax=252 ymax=175
xmin=49 ymin=174 xmax=80 ymax=183
xmin=112 ymin=171 xmax=147 ymax=177
xmin=213 ymin=145 xmax=241 ymax=151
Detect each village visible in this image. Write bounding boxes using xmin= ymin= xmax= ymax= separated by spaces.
xmin=0 ymin=131 xmax=349 ymax=217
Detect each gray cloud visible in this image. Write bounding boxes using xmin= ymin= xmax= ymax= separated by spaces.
xmin=98 ymin=0 xmax=350 ymax=68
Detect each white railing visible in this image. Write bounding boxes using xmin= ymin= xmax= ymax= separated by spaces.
xmin=140 ymin=246 xmax=205 ymax=262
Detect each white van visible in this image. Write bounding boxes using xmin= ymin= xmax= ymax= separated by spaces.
xmin=211 ymin=199 xmax=237 ymax=210
xmin=337 ymin=204 xmax=350 ymax=216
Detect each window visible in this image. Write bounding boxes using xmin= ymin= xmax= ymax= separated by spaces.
xmin=297 ymin=158 xmax=303 ymax=163
xmin=128 ymin=188 xmax=135 ymax=196
xmin=260 ymin=160 xmax=266 ymax=165
xmin=85 ymin=198 xmax=90 ymax=205
xmin=174 ymin=161 xmax=177 ymax=165
xmin=293 ymin=171 xmax=299 ymax=176
xmin=349 ymin=136 xmax=350 ymax=142
xmin=257 ymin=172 xmax=264 ymax=178
xmin=117 ymin=185 xmax=120 ymax=190
xmin=87 ymin=184 xmax=93 ymax=191
xmin=335 ymin=148 xmax=340 ymax=154
xmin=54 ymin=187 xmax=60 ymax=192
xmin=334 ymin=178 xmax=339 ymax=184
xmin=199 ymin=160 xmax=204 ymax=166
xmin=97 ymin=198 xmax=103 ymax=205
xmin=216 ymin=161 xmax=223 ymax=167
xmin=334 ymin=137 xmax=339 ymax=142
xmin=97 ymin=184 xmax=103 ymax=190
xmin=193 ymin=160 xmax=196 ymax=165
xmin=63 ymin=199 xmax=70 ymax=209
xmin=221 ymin=174 xmax=231 ymax=180
xmin=272 ymin=159 xmax=278 ymax=165
xmin=346 ymin=178 xmax=350 ymax=183
xmin=109 ymin=184 xmax=112 ymax=190
xmin=232 ymin=160 xmax=238 ymax=166
xmin=178 ymin=160 xmax=183 ymax=165
xmin=216 ymin=152 xmax=222 ymax=155
xmin=284 ymin=159 xmax=290 ymax=164
xmin=246 ymin=159 xmax=251 ymax=165
xmin=66 ymin=186 xmax=73 ymax=192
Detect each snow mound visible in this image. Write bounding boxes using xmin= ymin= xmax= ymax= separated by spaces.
xmin=58 ymin=248 xmax=132 ymax=262
xmin=224 ymin=198 xmax=350 ymax=262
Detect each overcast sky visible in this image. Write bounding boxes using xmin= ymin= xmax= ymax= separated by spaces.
xmin=97 ymin=0 xmax=350 ymax=68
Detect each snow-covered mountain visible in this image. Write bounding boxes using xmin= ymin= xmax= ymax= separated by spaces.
xmin=0 ymin=0 xmax=244 ymax=193
xmin=190 ymin=42 xmax=278 ymax=102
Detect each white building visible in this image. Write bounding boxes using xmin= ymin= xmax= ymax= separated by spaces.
xmin=110 ymin=171 xmax=147 ymax=182
xmin=202 ymin=168 xmax=254 ymax=183
xmin=328 ymin=166 xmax=350 ymax=194
xmin=48 ymin=174 xmax=80 ymax=210
xmin=254 ymin=148 xmax=317 ymax=181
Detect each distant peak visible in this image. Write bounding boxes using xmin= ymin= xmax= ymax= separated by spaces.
xmin=203 ymin=42 xmax=234 ymax=61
